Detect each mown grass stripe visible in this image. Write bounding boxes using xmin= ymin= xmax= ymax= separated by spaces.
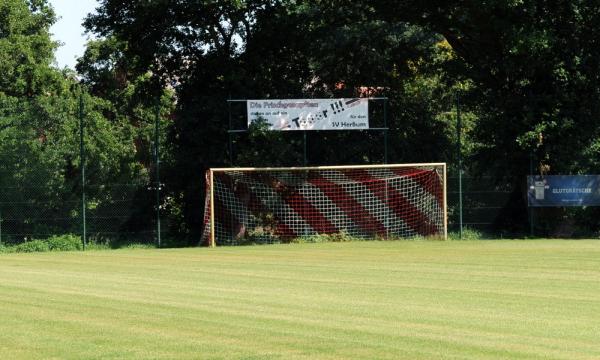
xmin=1 ymin=240 xmax=599 ymax=359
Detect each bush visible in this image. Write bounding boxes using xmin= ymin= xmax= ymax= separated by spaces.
xmin=449 ymin=228 xmax=484 ymax=240
xmin=0 ymin=236 xmax=161 ymax=254
xmin=85 ymin=242 xmax=111 ymax=251
xmin=122 ymin=243 xmax=156 ymax=250
xmin=47 ymin=234 xmax=82 ymax=251
xmin=291 ymin=231 xmax=362 ymax=244
xmin=14 ymin=240 xmax=50 ymax=253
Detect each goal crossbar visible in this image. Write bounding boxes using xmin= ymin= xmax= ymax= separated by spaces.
xmin=209 ymin=162 xmax=446 ymax=172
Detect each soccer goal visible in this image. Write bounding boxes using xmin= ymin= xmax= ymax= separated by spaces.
xmin=202 ymin=163 xmax=447 ymax=246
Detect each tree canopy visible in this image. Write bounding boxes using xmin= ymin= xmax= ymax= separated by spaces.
xmin=3 ymin=0 xmax=600 ymax=240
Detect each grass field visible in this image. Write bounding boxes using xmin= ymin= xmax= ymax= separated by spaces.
xmin=1 ymin=240 xmax=600 ymax=359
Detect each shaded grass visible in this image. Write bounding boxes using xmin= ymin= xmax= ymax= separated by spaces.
xmin=1 ymin=240 xmax=600 ymax=359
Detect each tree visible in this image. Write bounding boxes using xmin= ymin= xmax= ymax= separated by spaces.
xmin=81 ymin=0 xmax=465 ymax=240
xmin=0 ymin=0 xmax=167 ymax=242
xmin=372 ymin=0 xmax=600 ymax=173
xmin=370 ymin=0 xmax=600 ymax=233
xmin=0 ymin=0 xmax=60 ymax=96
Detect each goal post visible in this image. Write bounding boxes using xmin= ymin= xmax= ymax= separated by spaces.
xmin=202 ymin=163 xmax=447 ymax=246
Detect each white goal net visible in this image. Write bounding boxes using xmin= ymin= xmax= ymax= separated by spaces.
xmin=202 ymin=163 xmax=446 ymax=245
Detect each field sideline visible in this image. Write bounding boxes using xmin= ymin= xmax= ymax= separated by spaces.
xmin=1 ymin=240 xmax=599 ymax=359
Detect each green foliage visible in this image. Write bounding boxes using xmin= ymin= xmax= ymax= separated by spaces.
xmin=0 ymin=0 xmax=59 ymax=96
xmin=0 ymin=235 xmax=80 ymax=253
xmin=240 ymin=227 xmax=281 ymax=246
xmin=0 ymin=237 xmax=160 ymax=253
xmin=449 ymin=228 xmax=484 ymax=241
xmin=13 ymin=239 xmax=50 ymax=253
xmin=3 ymin=0 xmax=600 ymax=240
xmin=234 ymin=119 xmax=303 ymax=167
xmin=80 ymin=0 xmax=463 ymax=240
xmin=0 ymin=0 xmax=176 ymax=245
xmin=291 ymin=231 xmax=363 ymax=244
xmin=84 ymin=242 xmax=111 ymax=251
xmin=121 ymin=243 xmax=156 ymax=250
xmin=46 ymin=234 xmax=81 ymax=251
xmin=234 ymin=230 xmax=448 ymax=246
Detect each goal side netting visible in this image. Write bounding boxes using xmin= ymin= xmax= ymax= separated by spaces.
xmin=202 ymin=163 xmax=446 ymax=245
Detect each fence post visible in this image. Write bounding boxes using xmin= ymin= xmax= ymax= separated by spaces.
xmin=383 ymin=97 xmax=389 ymax=164
xmin=529 ymin=152 xmax=534 ymax=237
xmin=303 ymin=132 xmax=308 ymax=166
xmin=155 ymin=102 xmax=162 ymax=248
xmin=456 ymin=91 xmax=463 ymax=239
xmin=228 ymin=97 xmax=233 ymax=166
xmin=79 ymin=91 xmax=87 ymax=250
xmin=383 ymin=97 xmax=390 ymax=238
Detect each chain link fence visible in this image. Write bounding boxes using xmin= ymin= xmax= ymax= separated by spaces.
xmin=0 ymin=183 xmax=159 ymax=246
xmin=447 ymin=174 xmax=527 ymax=238
xmin=3 ymin=94 xmax=598 ymax=247
xmin=0 ymin=95 xmax=163 ymax=247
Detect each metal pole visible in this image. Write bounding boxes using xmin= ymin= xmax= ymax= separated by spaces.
xmin=383 ymin=97 xmax=390 ymax=237
xmin=456 ymin=92 xmax=463 ymax=239
xmin=383 ymin=98 xmax=389 ymax=164
xmin=0 ymin=186 xmax=2 ymax=245
xmin=155 ymin=102 xmax=161 ymax=248
xmin=529 ymin=152 xmax=534 ymax=237
xmin=79 ymin=91 xmax=87 ymax=250
xmin=228 ymin=99 xmax=233 ymax=166
xmin=226 ymin=99 xmax=234 ymax=240
xmin=303 ymin=131 xmax=307 ymax=166
xmin=302 ymin=131 xmax=308 ymax=237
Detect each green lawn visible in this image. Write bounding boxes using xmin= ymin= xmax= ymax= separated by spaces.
xmin=1 ymin=240 xmax=600 ymax=359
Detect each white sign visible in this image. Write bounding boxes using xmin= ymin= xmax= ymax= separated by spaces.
xmin=247 ymin=98 xmax=369 ymax=130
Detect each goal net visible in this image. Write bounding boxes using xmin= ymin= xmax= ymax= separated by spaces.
xmin=202 ymin=163 xmax=446 ymax=246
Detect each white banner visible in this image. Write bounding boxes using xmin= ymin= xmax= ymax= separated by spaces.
xmin=247 ymin=98 xmax=369 ymax=130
